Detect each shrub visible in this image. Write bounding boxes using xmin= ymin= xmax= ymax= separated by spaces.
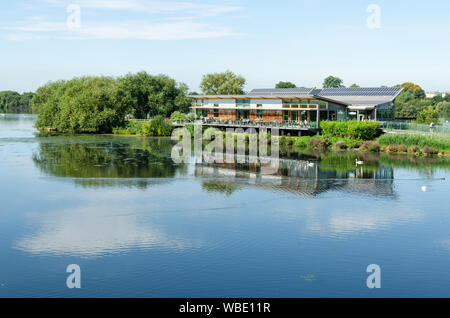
xmin=170 ymin=111 xmax=186 ymax=120
xmin=360 ymin=141 xmax=380 ymax=152
xmin=397 ymin=144 xmax=408 ymax=153
xmin=334 ymin=140 xmax=347 ymax=150
xmin=141 ymin=115 xmax=173 ymax=136
xmin=408 ymin=145 xmax=421 ymax=154
xmin=386 ymin=144 xmax=399 ymax=152
xmin=320 ymin=120 xmax=381 ymax=141
xmin=308 ymin=137 xmax=329 ymax=150
xmin=423 ymin=145 xmax=438 ymax=155
xmin=293 ymin=136 xmax=310 ymax=148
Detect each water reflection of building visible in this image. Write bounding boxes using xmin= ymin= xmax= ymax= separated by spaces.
xmin=195 ymin=157 xmax=395 ymax=198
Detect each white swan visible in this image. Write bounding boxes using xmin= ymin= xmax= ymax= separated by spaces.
xmin=307 ymin=161 xmax=315 ymax=167
xmin=355 ymin=159 xmax=364 ymax=165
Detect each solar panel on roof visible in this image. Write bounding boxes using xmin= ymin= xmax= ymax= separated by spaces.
xmin=317 ymin=87 xmax=402 ymax=97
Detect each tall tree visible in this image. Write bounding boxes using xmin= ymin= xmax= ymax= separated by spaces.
xmin=323 ymin=76 xmax=345 ymax=88
xmin=396 ymin=82 xmax=426 ymax=99
xmin=118 ymin=72 xmax=191 ymax=119
xmin=200 ymin=71 xmax=246 ymax=95
xmin=349 ymin=84 xmax=360 ymax=88
xmin=275 ymin=81 xmax=296 ymax=88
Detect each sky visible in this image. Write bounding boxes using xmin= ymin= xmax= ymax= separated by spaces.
xmin=0 ymin=0 xmax=449 ymax=93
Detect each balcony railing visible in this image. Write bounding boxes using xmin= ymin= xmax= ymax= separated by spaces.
xmin=173 ymin=118 xmax=318 ymax=130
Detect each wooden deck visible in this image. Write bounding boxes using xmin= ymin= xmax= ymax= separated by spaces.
xmin=173 ymin=120 xmax=320 ymax=136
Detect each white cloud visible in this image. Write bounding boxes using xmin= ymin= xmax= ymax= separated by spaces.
xmin=2 ymin=0 xmax=243 ymax=40
xmin=43 ymin=0 xmax=243 ymax=17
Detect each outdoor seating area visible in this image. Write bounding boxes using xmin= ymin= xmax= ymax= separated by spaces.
xmin=173 ymin=117 xmax=316 ymax=130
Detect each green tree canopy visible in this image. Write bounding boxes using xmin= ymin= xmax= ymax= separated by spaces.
xmin=349 ymin=84 xmax=360 ymax=88
xmin=416 ymin=106 xmax=440 ymax=125
xmin=396 ymin=82 xmax=426 ymax=99
xmin=200 ymin=71 xmax=246 ymax=95
xmin=118 ymin=72 xmax=191 ymax=119
xmin=275 ymin=81 xmax=296 ymax=88
xmin=0 ymin=91 xmax=34 ymax=113
xmin=33 ymin=77 xmax=129 ymax=133
xmin=323 ymin=76 xmax=345 ymax=88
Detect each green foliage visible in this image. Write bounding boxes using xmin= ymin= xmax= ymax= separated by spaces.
xmin=323 ymin=76 xmax=344 ymax=88
xmin=34 ymin=77 xmax=128 ymax=133
xmin=396 ymin=82 xmax=426 ymax=99
xmin=415 ymin=106 xmax=440 ymax=125
xmin=275 ymin=81 xmax=296 ymax=88
xmin=141 ymin=115 xmax=173 ymax=137
xmin=200 ymin=70 xmax=246 ymax=95
xmin=436 ymin=102 xmax=450 ymax=118
xmin=0 ymin=91 xmax=34 ymax=113
xmin=377 ymin=133 xmax=450 ymax=152
xmin=118 ymin=71 xmax=191 ymax=119
xmin=293 ymin=136 xmax=311 ymax=148
xmin=349 ymin=84 xmax=360 ymax=88
xmin=359 ymin=141 xmax=381 ymax=152
xmin=320 ymin=120 xmax=381 ymax=141
xmin=170 ymin=111 xmax=186 ymax=120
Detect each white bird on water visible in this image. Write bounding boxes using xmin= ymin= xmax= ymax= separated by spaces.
xmin=421 ymin=186 xmax=428 ymax=192
xmin=307 ymin=161 xmax=315 ymax=167
xmin=355 ymin=159 xmax=364 ymax=166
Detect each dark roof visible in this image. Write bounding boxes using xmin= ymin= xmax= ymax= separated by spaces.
xmin=249 ymin=88 xmax=314 ymax=96
xmin=317 ymin=87 xmax=403 ymax=97
xmin=189 ymin=87 xmax=403 ymax=107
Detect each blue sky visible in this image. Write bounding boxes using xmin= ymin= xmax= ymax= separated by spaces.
xmin=0 ymin=0 xmax=449 ymax=93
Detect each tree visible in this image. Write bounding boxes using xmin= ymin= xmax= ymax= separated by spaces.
xmin=34 ymin=77 xmax=129 ymax=133
xmin=117 ymin=72 xmax=191 ymax=119
xmin=396 ymin=82 xmax=425 ymax=99
xmin=323 ymin=76 xmax=345 ymax=88
xmin=436 ymin=101 xmax=450 ymax=118
xmin=200 ymin=71 xmax=246 ymax=95
xmin=349 ymin=84 xmax=360 ymax=88
xmin=416 ymin=106 xmax=440 ymax=125
xmin=0 ymin=91 xmax=34 ymax=113
xmin=275 ymin=81 xmax=296 ymax=88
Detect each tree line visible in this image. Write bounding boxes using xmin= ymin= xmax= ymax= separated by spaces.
xmin=0 ymin=91 xmax=34 ymax=113
xmin=23 ymin=70 xmax=450 ymax=133
xmin=33 ymin=72 xmax=192 ymax=133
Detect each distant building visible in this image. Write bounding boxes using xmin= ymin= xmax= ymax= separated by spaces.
xmin=426 ymin=91 xmax=446 ymax=98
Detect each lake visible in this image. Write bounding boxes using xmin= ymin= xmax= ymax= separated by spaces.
xmin=0 ymin=114 xmax=450 ymax=297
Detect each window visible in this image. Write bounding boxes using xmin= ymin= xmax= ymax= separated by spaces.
xmin=257 ymin=109 xmax=263 ymax=118
xmin=283 ymin=110 xmax=289 ymax=121
xmin=214 ymin=109 xmax=219 ymax=117
xmin=236 ymin=99 xmax=250 ymax=107
xmin=214 ymin=104 xmax=219 ymax=107
xmin=202 ymin=110 xmax=208 ymax=117
xmin=319 ymin=101 xmax=328 ymax=110
xmin=257 ymin=104 xmax=262 ymax=108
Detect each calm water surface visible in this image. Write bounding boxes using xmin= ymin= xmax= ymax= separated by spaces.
xmin=1 ymin=114 xmax=450 ymax=297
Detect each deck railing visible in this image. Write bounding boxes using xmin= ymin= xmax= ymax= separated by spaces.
xmin=172 ymin=118 xmax=318 ymax=130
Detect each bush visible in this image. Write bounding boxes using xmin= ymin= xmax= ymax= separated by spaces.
xmin=170 ymin=111 xmax=186 ymax=120
xmin=423 ymin=145 xmax=438 ymax=155
xmin=293 ymin=136 xmax=310 ymax=148
xmin=397 ymin=144 xmax=408 ymax=153
xmin=141 ymin=115 xmax=173 ymax=136
xmin=320 ymin=120 xmax=381 ymax=141
xmin=360 ymin=141 xmax=380 ymax=152
xmin=334 ymin=140 xmax=347 ymax=150
xmin=408 ymin=145 xmax=421 ymax=154
xmin=308 ymin=137 xmax=329 ymax=150
xmin=386 ymin=144 xmax=399 ymax=152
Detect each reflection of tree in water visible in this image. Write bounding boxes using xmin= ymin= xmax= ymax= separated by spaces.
xmin=33 ymin=137 xmax=186 ymax=189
